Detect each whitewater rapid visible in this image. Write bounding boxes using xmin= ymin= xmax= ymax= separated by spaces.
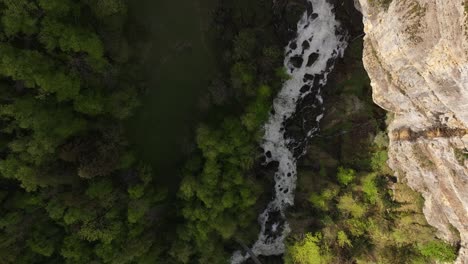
xmin=231 ymin=0 xmax=347 ymax=262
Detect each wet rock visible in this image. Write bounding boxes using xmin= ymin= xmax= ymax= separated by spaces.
xmin=302 ymin=40 xmax=310 ymax=50
xmin=264 ymin=210 xmax=285 ymax=238
xmin=300 ymin=85 xmax=311 ymax=93
xmin=303 ymin=73 xmax=314 ymax=81
xmin=307 ymin=52 xmax=319 ymax=66
xmin=289 ymin=42 xmax=297 ymax=50
xmin=284 ymin=1 xmax=308 ymax=36
xmin=265 ymin=160 xmax=280 ymax=171
xmin=326 ymin=57 xmax=335 ymax=69
xmin=290 ymin=55 xmax=304 ymax=68
xmin=307 ymin=1 xmax=313 ymax=16
xmin=313 ymin=73 xmax=324 ymax=87
xmin=334 ymin=28 xmax=341 ymax=36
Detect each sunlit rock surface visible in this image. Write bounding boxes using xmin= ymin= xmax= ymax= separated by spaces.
xmin=358 ymin=0 xmax=468 ymax=262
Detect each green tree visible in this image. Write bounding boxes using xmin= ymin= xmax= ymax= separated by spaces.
xmin=361 ymin=173 xmax=379 ymax=204
xmin=285 ymin=233 xmax=330 ymax=264
xmin=27 ymin=227 xmax=58 ymax=257
xmin=60 ymin=235 xmax=93 ymax=263
xmin=233 ymin=29 xmax=256 ymax=61
xmin=337 ymin=167 xmax=355 ymax=186
xmin=86 ymin=179 xmax=114 ymax=202
xmin=40 ymin=17 xmax=105 ymax=59
xmin=337 ymin=194 xmax=366 ymax=218
xmin=0 ymin=0 xmax=39 ymax=37
xmin=337 ymin=231 xmax=352 ymax=248
xmin=127 ymin=199 xmax=149 ymax=224
xmin=309 ymin=185 xmax=339 ymax=211
xmin=85 ymin=0 xmax=127 ymax=17
xmin=0 ymin=44 xmax=82 ymax=100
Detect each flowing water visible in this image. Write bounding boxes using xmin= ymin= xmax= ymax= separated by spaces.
xmin=231 ymin=0 xmax=347 ymax=262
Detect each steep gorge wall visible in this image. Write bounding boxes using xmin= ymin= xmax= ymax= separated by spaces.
xmin=357 ymin=0 xmax=468 ymax=262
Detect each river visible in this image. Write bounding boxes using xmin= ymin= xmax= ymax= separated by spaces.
xmin=231 ymin=0 xmax=348 ymax=262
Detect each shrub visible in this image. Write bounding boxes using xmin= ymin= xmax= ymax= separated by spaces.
xmin=337 ymin=167 xmax=356 ymax=186
xmin=337 ymin=231 xmax=352 ymax=248
xmin=285 ymin=233 xmax=329 ymax=264
xmin=361 ymin=173 xmax=379 ymax=204
xmin=418 ymin=241 xmax=457 ymax=262
xmin=337 ymin=194 xmax=366 ymax=218
xmin=309 ymin=186 xmax=339 ymax=211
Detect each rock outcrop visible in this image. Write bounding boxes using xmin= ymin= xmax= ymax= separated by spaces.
xmin=358 ymin=0 xmax=468 ymax=262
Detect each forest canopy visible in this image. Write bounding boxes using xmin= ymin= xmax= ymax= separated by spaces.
xmin=0 ymin=0 xmax=460 ymax=263
xmin=0 ymin=0 xmax=162 ymax=262
xmin=0 ymin=0 xmax=287 ymax=263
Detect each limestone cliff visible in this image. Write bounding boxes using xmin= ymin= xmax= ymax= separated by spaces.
xmin=357 ymin=0 xmax=468 ymax=262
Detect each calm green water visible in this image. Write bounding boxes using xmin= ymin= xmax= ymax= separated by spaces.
xmin=126 ymin=0 xmax=219 ymax=187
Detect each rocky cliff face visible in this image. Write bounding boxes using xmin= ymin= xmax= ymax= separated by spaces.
xmin=357 ymin=0 xmax=468 ymax=262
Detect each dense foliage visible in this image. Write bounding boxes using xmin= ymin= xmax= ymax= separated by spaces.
xmin=0 ymin=0 xmax=167 ymax=263
xmin=0 ymin=0 xmax=291 ymax=263
xmin=288 ymin=136 xmax=457 ymax=263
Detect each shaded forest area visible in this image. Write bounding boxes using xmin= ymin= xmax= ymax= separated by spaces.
xmin=0 ymin=0 xmax=302 ymax=263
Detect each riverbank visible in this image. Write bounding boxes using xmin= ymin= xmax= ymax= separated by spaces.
xmin=164 ymin=0 xmax=314 ymax=262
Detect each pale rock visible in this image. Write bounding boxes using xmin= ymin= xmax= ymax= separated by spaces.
xmin=358 ymin=0 xmax=468 ymax=262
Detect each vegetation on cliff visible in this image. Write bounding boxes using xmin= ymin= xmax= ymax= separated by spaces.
xmin=285 ymin=39 xmax=458 ymax=264
xmin=368 ymin=0 xmax=393 ymax=9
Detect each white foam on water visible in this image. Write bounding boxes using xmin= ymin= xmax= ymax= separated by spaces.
xmin=231 ymin=0 xmax=347 ymax=263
